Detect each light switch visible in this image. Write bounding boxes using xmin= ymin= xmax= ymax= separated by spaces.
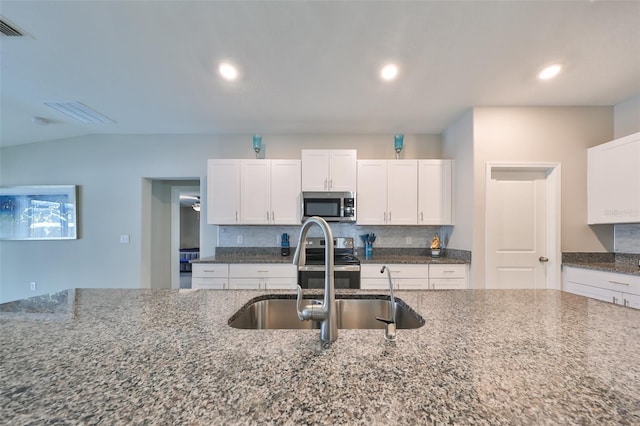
xmin=120 ymin=234 xmax=130 ymax=244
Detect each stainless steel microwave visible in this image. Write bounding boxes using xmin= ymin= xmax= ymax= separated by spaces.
xmin=301 ymin=191 xmax=356 ymax=222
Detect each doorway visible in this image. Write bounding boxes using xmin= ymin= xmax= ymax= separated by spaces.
xmin=172 ymin=185 xmax=200 ymax=289
xmin=485 ymin=163 xmax=561 ymax=289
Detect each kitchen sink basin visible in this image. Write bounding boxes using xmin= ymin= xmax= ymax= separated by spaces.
xmin=228 ymin=294 xmax=425 ymax=330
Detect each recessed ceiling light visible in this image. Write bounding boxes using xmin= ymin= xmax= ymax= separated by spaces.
xmin=538 ymin=64 xmax=562 ymax=80
xmin=380 ymin=63 xmax=399 ymax=81
xmin=219 ymin=62 xmax=239 ymax=81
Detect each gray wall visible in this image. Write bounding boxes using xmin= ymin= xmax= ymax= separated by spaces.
xmin=0 ymin=133 xmax=440 ymax=302
xmin=613 ymin=93 xmax=640 ymax=253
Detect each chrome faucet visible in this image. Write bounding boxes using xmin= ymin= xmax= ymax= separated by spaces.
xmin=376 ymin=265 xmax=397 ymax=341
xmin=293 ymin=216 xmax=337 ymax=344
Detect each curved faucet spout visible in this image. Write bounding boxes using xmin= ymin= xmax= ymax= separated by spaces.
xmin=293 ymin=216 xmax=337 ymax=343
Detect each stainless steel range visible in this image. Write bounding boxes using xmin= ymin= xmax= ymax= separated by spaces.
xmin=297 ymin=237 xmax=361 ymax=289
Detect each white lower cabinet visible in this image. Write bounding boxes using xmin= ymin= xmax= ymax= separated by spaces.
xmin=229 ymin=264 xmax=297 ymax=290
xmin=360 ymin=264 xmax=429 ymax=290
xmin=192 ymin=263 xmax=229 ymax=289
xmin=563 ymin=266 xmax=640 ymax=309
xmin=428 ymin=264 xmax=469 ymax=289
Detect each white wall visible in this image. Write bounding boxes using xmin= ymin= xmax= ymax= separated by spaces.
xmin=614 ymin=94 xmax=640 ymax=138
xmin=471 ymin=107 xmax=613 ymax=287
xmin=0 ymin=133 xmax=441 ymax=302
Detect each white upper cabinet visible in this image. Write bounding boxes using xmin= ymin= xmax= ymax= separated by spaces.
xmin=357 ymin=160 xmax=417 ymax=225
xmin=301 ymin=149 xmax=357 ymax=191
xmin=588 ymin=131 xmax=640 ymax=224
xmin=418 ymin=160 xmax=453 ymax=225
xmin=209 ymin=159 xmax=300 ymax=225
xmin=207 ymin=159 xmax=240 ymax=224
xmin=270 ymin=160 xmax=302 ymax=224
xmin=240 ymin=160 xmax=272 ymax=224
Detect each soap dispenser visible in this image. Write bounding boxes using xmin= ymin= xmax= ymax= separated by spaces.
xmin=281 ymin=233 xmax=290 ymax=256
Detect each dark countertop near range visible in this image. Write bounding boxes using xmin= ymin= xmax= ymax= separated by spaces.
xmin=1 ymin=288 xmax=639 ymax=424
xmin=193 ymin=247 xmax=471 ymax=265
xmin=562 ymin=252 xmax=640 ymax=276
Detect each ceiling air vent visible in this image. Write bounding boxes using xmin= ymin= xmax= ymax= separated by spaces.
xmin=44 ymin=101 xmax=116 ymax=124
xmin=0 ymin=18 xmax=24 ymax=37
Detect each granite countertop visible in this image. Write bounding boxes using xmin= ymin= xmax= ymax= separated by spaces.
xmin=2 ymin=288 xmax=639 ymax=424
xmin=562 ymin=253 xmax=640 ymax=276
xmin=562 ymin=262 xmax=640 ymax=276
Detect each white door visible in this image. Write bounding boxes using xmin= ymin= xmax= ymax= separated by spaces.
xmin=271 ymin=160 xmax=301 ymax=224
xmin=207 ymin=159 xmax=240 ymax=224
xmin=486 ymin=168 xmax=549 ymax=289
xmin=241 ymin=160 xmax=271 ymax=224
xmin=301 ymin=150 xmax=330 ymax=191
xmin=387 ymin=160 xmax=417 ymax=225
xmin=356 ymin=160 xmax=387 ymax=224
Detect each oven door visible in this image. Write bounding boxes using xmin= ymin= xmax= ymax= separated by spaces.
xmin=298 ymin=265 xmax=360 ymax=289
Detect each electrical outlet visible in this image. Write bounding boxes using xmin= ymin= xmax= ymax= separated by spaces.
xmin=30 ymin=281 xmax=37 ymax=291
xmin=277 ymin=235 xmax=281 ymax=245
xmin=119 ymin=234 xmax=130 ymax=244
xmin=237 ymin=235 xmax=243 ymax=244
xmin=406 ymin=236 xmax=412 ymax=245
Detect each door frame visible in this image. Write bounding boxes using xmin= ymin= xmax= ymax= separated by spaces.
xmin=485 ymin=162 xmax=562 ymax=290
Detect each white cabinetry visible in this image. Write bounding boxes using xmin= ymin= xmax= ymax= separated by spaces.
xmin=208 ymin=159 xmax=300 ymax=225
xmin=192 ymin=263 xmax=229 ymax=289
xmin=588 ymin=131 xmax=640 ymax=224
xmin=418 ymin=160 xmax=453 ymax=225
xmin=428 ymin=264 xmax=468 ymax=289
xmin=361 ymin=264 xmax=429 ymax=289
xmin=357 ymin=160 xmax=418 ymax=225
xmin=207 ymin=160 xmax=240 ymax=224
xmin=240 ymin=160 xmax=301 ymax=224
xmin=563 ymin=267 xmax=640 ymax=309
xmin=229 ymin=264 xmax=297 ymax=290
xmin=301 ymin=150 xmax=357 ymax=192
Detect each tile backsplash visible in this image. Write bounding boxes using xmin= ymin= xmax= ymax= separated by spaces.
xmin=615 ymin=224 xmax=640 ymax=254
xmin=216 ymin=224 xmax=449 ymax=250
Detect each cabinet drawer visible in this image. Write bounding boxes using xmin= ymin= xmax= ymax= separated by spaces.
xmin=396 ymin=279 xmax=429 ymax=290
xmin=229 ymin=263 xmax=296 ymax=278
xmin=429 ymin=264 xmax=468 ymax=279
xmin=192 ymin=264 xmax=229 ymax=278
xmin=361 ymin=264 xmax=428 ymax=279
xmin=192 ymin=277 xmax=227 ymax=289
xmin=264 ymin=278 xmax=298 ymax=290
xmin=564 ymin=267 xmax=640 ymax=295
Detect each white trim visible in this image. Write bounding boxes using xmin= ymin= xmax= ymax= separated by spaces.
xmin=485 ymin=162 xmax=562 ymax=290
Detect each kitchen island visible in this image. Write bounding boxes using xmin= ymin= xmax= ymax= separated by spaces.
xmin=1 ymin=288 xmax=639 ymax=424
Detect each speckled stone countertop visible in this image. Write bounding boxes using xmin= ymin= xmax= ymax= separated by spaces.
xmin=194 ymin=247 xmax=471 ymax=265
xmin=563 ymin=252 xmax=640 ymax=276
xmin=2 ymin=288 xmax=639 ymax=424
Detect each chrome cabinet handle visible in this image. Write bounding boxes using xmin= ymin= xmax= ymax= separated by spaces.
xmin=324 ymin=179 xmax=328 ymax=190
xmin=266 ymin=211 xmax=270 ymax=222
xmin=420 ymin=212 xmax=424 ymax=222
xmin=389 ymin=212 xmax=392 ymax=223
xmin=235 ymin=211 xmax=238 ymax=223
xmin=609 ymin=280 xmax=630 ymax=286
xmin=271 ymin=211 xmax=275 ymax=223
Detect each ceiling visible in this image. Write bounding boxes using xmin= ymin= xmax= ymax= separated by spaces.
xmin=1 ymin=0 xmax=639 ymax=147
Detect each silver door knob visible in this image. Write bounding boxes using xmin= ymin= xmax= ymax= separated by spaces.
xmin=539 ymin=256 xmax=549 ymax=262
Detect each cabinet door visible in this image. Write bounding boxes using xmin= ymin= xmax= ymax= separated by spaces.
xmin=271 ymin=160 xmax=301 ymax=224
xmin=396 ymin=279 xmax=429 ymax=290
xmin=192 ymin=277 xmax=227 ymax=289
xmin=264 ymin=278 xmax=297 ymax=290
xmin=387 ymin=160 xmax=418 ymax=225
xmin=429 ymin=278 xmax=468 ymax=290
xmin=329 ymin=150 xmax=357 ymax=191
xmin=241 ymin=160 xmax=271 ymax=224
xmin=301 ymin=150 xmax=330 ymax=191
xmin=228 ymin=278 xmax=262 ymax=290
xmin=418 ymin=160 xmax=453 ymax=225
xmin=207 ymin=160 xmax=240 ymax=224
xmin=360 ymin=278 xmax=392 ymax=290
xmin=588 ymin=132 xmax=640 ymax=224
xmin=357 ymin=160 xmax=387 ymax=225
xmin=621 ymin=292 xmax=640 ymax=309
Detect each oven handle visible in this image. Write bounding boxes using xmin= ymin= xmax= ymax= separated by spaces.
xmin=298 ymin=265 xmax=361 ymax=272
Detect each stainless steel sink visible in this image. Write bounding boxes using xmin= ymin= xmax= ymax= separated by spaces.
xmin=228 ymin=294 xmax=425 ymax=330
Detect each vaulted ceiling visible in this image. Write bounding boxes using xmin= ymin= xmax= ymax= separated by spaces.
xmin=1 ymin=0 xmax=639 ymax=147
